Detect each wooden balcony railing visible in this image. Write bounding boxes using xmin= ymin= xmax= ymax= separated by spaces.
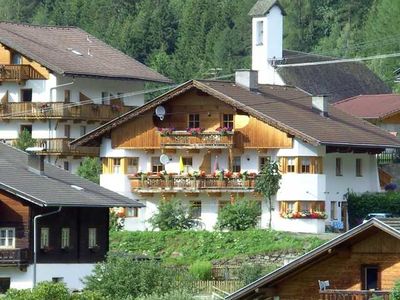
xmin=129 ymin=175 xmax=257 ymax=193
xmin=319 ymin=290 xmax=391 ymax=300
xmin=160 ymin=131 xmax=234 ymax=149
xmin=0 ymin=248 xmax=29 ymax=265
xmin=0 ymin=102 xmax=133 ymax=121
xmin=6 ymin=138 xmax=99 ymax=157
xmin=0 ymin=64 xmax=45 ymax=82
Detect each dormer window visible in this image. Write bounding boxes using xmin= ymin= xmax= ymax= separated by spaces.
xmin=256 ymin=21 xmax=264 ymax=46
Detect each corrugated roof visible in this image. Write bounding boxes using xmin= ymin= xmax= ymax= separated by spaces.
xmin=226 ymin=219 xmax=400 ymax=299
xmin=279 ymin=50 xmax=391 ymax=102
xmin=334 ymin=94 xmax=400 ymax=120
xmin=0 ymin=22 xmax=171 ymax=83
xmin=248 ymin=0 xmax=286 ymax=16
xmin=71 ymin=80 xmax=400 ymax=149
xmin=0 ymin=143 xmax=143 ymax=208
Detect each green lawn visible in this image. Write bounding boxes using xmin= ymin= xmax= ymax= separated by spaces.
xmin=109 ymin=230 xmax=326 ymax=265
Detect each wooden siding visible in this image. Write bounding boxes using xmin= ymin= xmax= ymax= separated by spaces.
xmin=266 ymin=230 xmax=400 ymax=300
xmin=111 ymin=89 xmax=293 ymax=149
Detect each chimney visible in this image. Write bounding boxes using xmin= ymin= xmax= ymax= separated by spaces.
xmin=312 ymin=95 xmax=330 ymax=117
xmin=235 ymin=70 xmax=258 ymax=90
xmin=26 ymin=149 xmax=45 ymax=175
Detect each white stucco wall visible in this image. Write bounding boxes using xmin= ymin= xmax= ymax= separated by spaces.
xmin=0 ymin=263 xmax=94 ymax=290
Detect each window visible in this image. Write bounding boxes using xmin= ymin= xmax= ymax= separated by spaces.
xmin=88 ymin=228 xmax=97 ymax=249
xmin=20 ymin=124 xmax=32 ymax=134
xmin=256 ymin=21 xmax=264 ymax=45
xmin=362 ymin=266 xmax=379 ymax=290
xmin=21 ymin=89 xmax=32 ymax=102
xmin=259 ymin=156 xmax=270 ymax=171
xmin=0 ymin=228 xmax=15 ymax=248
xmin=336 ymin=158 xmax=342 ymax=176
xmin=223 ymin=114 xmax=234 ymax=129
xmin=126 ymin=207 xmax=139 ymax=218
xmin=301 ymin=158 xmax=311 ymax=173
xmin=11 ymin=52 xmax=22 ymax=64
xmin=330 ymin=201 xmax=337 ymax=220
xmin=191 ymin=201 xmax=202 ymax=219
xmin=182 ymin=157 xmax=193 ymax=167
xmin=286 ymin=202 xmax=295 ymax=211
xmin=113 ymin=158 xmax=121 ymax=174
xmin=64 ymin=90 xmax=70 ymax=103
xmin=0 ymin=278 xmax=10 ymax=294
xmin=151 ymin=157 xmax=164 ymax=173
xmin=64 ymin=125 xmax=70 ymax=138
xmin=127 ymin=157 xmax=139 ymax=174
xmin=188 ymin=114 xmax=200 ymax=128
xmin=61 ymin=228 xmax=70 ymax=249
xmin=232 ymin=156 xmax=241 ymax=173
xmin=52 ymin=277 xmax=64 ymax=283
xmin=300 ymin=202 xmax=312 ymax=212
xmin=40 ymin=227 xmax=49 ymax=249
xmin=101 ymin=92 xmax=109 ymax=104
xmin=356 ymin=158 xmax=363 ymax=177
xmin=80 ymin=125 xmax=86 ymax=136
xmin=287 ymin=157 xmax=295 ymax=173
xmin=63 ymin=161 xmax=69 ymax=171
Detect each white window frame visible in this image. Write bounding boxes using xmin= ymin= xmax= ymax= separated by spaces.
xmin=256 ymin=21 xmax=264 ymax=46
xmin=287 ymin=157 xmax=295 ymax=173
xmin=113 ymin=158 xmax=121 ymax=174
xmin=88 ymin=228 xmax=97 ymax=249
xmin=40 ymin=227 xmax=49 ymax=249
xmin=126 ymin=207 xmax=139 ymax=218
xmin=0 ymin=228 xmax=15 ymax=249
xmin=127 ymin=157 xmax=139 ymax=174
xmin=61 ymin=228 xmax=70 ymax=249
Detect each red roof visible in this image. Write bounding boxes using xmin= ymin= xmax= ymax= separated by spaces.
xmin=334 ymin=94 xmax=400 ymax=119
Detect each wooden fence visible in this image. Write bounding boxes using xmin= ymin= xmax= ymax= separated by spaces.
xmin=194 ymin=280 xmax=243 ymax=294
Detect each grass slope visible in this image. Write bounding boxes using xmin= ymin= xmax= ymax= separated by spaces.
xmin=110 ymin=230 xmax=326 ymax=265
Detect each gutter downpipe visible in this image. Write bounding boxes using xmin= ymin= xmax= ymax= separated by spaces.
xmin=50 ymin=82 xmax=74 ymax=102
xmin=33 ymin=206 xmax=62 ymax=288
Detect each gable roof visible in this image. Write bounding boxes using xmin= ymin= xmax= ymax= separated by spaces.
xmin=226 ymin=218 xmax=400 ymax=300
xmin=279 ymin=50 xmax=391 ymax=102
xmin=71 ymin=80 xmax=400 ymax=149
xmin=0 ymin=22 xmax=171 ymax=83
xmin=0 ymin=143 xmax=143 ymax=208
xmin=334 ymin=94 xmax=400 ymax=120
xmin=248 ymin=0 xmax=286 ymax=16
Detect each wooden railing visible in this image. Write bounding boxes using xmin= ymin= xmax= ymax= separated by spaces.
xmin=6 ymin=138 xmax=99 ymax=157
xmin=319 ymin=290 xmax=391 ymax=300
xmin=0 ymin=248 xmax=29 ymax=265
xmin=160 ymin=131 xmax=234 ymax=149
xmin=0 ymin=102 xmax=133 ymax=121
xmin=0 ymin=64 xmax=45 ymax=81
xmin=129 ymin=175 xmax=257 ymax=192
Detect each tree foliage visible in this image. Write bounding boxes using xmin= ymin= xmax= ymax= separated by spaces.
xmin=149 ymin=199 xmax=199 ymax=231
xmin=77 ymin=157 xmax=101 ymax=184
xmin=255 ymin=159 xmax=282 ymax=229
xmin=13 ymin=129 xmax=36 ymax=151
xmin=216 ymin=198 xmax=261 ymax=231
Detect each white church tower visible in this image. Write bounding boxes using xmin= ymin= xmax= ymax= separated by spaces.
xmin=249 ymin=0 xmax=285 ymax=85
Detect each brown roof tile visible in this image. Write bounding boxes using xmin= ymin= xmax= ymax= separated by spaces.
xmin=334 ymin=94 xmax=400 ymax=119
xmin=0 ymin=22 xmax=171 ymax=83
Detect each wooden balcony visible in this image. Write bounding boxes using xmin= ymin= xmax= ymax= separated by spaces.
xmin=129 ymin=175 xmax=257 ymax=193
xmin=6 ymin=138 xmax=99 ymax=157
xmin=319 ymin=290 xmax=391 ymax=300
xmin=160 ymin=131 xmax=234 ymax=149
xmin=0 ymin=248 xmax=29 ymax=266
xmin=0 ymin=102 xmax=133 ymax=121
xmin=0 ymin=64 xmax=46 ymax=82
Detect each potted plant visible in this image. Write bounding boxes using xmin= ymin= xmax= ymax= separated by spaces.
xmin=216 ymin=126 xmax=233 ymax=136
xmin=186 ymin=127 xmax=204 ymax=136
xmin=157 ymin=127 xmax=175 ymax=137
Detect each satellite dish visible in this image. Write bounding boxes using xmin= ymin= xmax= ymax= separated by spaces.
xmin=155 ymin=106 xmax=166 ymax=121
xmin=160 ymin=154 xmax=170 ymax=165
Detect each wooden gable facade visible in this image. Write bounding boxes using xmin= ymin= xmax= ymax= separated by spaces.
xmin=110 ymin=88 xmax=293 ymax=150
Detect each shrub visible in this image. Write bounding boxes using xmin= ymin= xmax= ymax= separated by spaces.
xmin=70 ymin=290 xmax=105 ymax=300
xmin=189 ymin=261 xmax=213 ymax=280
xmin=149 ymin=199 xmax=199 ymax=230
xmin=392 ymin=280 xmax=400 ymax=300
xmin=4 ymin=288 xmax=32 ymax=300
xmin=77 ymin=157 xmax=101 ymax=184
xmin=216 ymin=199 xmax=261 ymax=231
xmin=13 ymin=128 xmax=36 ymax=151
xmin=135 ymin=290 xmax=195 ymax=300
xmin=238 ymin=263 xmax=264 ymax=285
xmin=4 ymin=282 xmax=70 ymax=300
xmin=84 ymin=254 xmax=195 ymax=299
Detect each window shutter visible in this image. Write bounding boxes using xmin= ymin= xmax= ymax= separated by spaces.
xmin=121 ymin=158 xmax=128 ymax=174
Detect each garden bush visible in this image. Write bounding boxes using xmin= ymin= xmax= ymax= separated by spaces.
xmin=5 ymin=282 xmax=70 ymax=300
xmin=216 ymin=199 xmax=261 ymax=230
xmin=188 ymin=261 xmax=213 ymax=280
xmin=135 ymin=290 xmax=195 ymax=300
xmin=347 ymin=192 xmax=400 ymax=228
xmin=392 ymin=280 xmax=400 ymax=300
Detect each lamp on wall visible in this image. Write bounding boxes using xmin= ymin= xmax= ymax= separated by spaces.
xmin=246 ymin=156 xmax=250 ymax=161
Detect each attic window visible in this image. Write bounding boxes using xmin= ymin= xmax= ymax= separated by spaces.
xmin=256 ymin=21 xmax=264 ymax=46
xmin=71 ymin=185 xmax=84 ymax=191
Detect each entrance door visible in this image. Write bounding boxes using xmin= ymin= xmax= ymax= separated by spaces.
xmin=362 ymin=266 xmax=379 ymax=290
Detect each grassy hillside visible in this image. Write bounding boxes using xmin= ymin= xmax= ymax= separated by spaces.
xmin=110 ymin=230 xmax=326 ymax=265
